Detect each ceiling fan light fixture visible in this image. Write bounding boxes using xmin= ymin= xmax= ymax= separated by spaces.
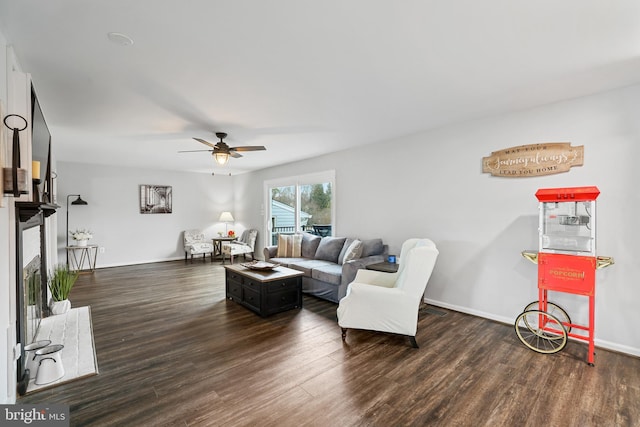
xmin=213 ymin=152 xmax=229 ymax=166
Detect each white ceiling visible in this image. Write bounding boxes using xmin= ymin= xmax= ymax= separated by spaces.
xmin=1 ymin=0 xmax=639 ymax=175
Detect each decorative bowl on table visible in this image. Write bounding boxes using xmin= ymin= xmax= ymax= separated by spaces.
xmin=241 ymin=261 xmax=281 ymax=271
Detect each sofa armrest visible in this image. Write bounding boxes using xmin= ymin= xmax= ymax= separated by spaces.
xmin=338 ymin=254 xmax=387 ymax=300
xmin=263 ymin=245 xmax=277 ymax=260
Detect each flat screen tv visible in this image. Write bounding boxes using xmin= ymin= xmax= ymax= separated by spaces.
xmin=30 ymin=84 xmax=52 ymax=203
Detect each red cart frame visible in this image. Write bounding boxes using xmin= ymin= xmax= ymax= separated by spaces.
xmin=516 ymin=186 xmax=613 ymax=365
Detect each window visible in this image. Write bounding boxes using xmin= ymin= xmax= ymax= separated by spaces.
xmin=265 ymin=171 xmax=335 ymax=245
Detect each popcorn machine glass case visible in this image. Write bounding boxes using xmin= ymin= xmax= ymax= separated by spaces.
xmin=537 ymin=186 xmax=599 ymax=256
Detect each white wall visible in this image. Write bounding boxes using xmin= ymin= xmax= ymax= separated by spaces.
xmin=236 ymin=84 xmax=640 ymax=357
xmin=56 ymin=162 xmax=235 ymax=267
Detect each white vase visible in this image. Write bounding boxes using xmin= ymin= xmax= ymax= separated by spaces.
xmin=76 ymin=240 xmax=88 ymax=247
xmin=50 ymin=299 xmax=71 ymax=315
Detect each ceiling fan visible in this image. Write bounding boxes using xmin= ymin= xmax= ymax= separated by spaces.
xmin=179 ymin=132 xmax=266 ymax=166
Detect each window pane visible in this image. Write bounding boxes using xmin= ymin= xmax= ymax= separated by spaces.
xmin=270 ymin=185 xmax=296 ymax=245
xmin=300 ymin=182 xmax=332 ymax=237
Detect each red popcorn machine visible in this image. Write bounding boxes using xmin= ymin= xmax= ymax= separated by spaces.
xmin=515 ymin=186 xmax=614 ymax=365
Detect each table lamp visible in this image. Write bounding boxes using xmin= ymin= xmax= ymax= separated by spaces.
xmin=219 ymin=211 xmax=234 ymax=236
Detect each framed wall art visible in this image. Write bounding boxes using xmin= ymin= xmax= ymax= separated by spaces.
xmin=139 ymin=184 xmax=172 ymax=214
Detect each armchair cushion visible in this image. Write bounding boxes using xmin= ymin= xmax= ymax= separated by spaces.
xmin=238 ymin=229 xmax=258 ymax=249
xmin=186 ymin=242 xmax=214 ymax=254
xmin=352 ymin=269 xmax=398 ymax=288
xmin=184 ymin=229 xmax=206 ymax=245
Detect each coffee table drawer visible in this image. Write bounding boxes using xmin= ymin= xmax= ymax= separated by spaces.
xmin=266 ymin=290 xmax=299 ymax=313
xmin=242 ymin=286 xmax=261 ymax=312
xmin=266 ymin=278 xmax=298 ymax=293
xmin=227 ymin=279 xmax=242 ymax=300
xmin=226 ymin=270 xmax=244 ymax=283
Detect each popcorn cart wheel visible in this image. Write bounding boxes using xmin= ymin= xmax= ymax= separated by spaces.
xmin=514 ymin=309 xmax=568 ymax=354
xmin=522 ymin=300 xmax=572 ymax=333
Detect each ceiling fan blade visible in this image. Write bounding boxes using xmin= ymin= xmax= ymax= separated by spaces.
xmin=193 ymin=137 xmax=216 ymax=148
xmin=230 ymin=146 xmax=266 ymax=152
xmin=229 ymin=151 xmax=243 ymax=158
xmin=178 ymin=149 xmax=213 ymax=153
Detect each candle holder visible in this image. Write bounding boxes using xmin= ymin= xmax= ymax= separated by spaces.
xmin=3 ymin=114 xmax=29 ymax=197
xmin=2 ymin=167 xmax=28 ymax=195
xmin=32 ymin=178 xmax=41 ymax=203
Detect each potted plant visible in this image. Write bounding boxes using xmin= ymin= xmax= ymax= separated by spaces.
xmin=48 ymin=264 xmax=79 ymax=315
xmin=70 ymin=228 xmax=93 ymax=246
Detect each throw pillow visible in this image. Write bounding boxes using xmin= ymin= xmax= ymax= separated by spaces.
xmin=361 ymin=239 xmax=384 ymax=257
xmin=340 ymin=239 xmax=363 ymax=264
xmin=314 ymin=237 xmax=347 ymax=263
xmin=301 ymin=232 xmax=322 ymax=258
xmin=338 ymin=238 xmax=355 ymax=264
xmin=276 ymin=234 xmax=302 ymax=257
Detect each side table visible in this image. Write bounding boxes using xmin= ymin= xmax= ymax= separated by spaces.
xmin=212 ymin=237 xmax=237 ymax=260
xmin=366 ymin=262 xmax=399 ymax=273
xmin=66 ymin=245 xmax=98 ymax=273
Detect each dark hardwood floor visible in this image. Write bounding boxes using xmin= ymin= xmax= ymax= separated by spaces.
xmin=19 ymin=260 xmax=640 ymax=426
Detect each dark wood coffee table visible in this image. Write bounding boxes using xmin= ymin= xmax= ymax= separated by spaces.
xmin=224 ymin=264 xmax=304 ymax=317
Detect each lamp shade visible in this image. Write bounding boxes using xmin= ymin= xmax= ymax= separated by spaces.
xmin=71 ymin=195 xmax=88 ymax=205
xmin=219 ymin=211 xmax=234 ymax=222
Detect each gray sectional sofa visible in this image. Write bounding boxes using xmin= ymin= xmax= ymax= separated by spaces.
xmin=263 ymin=233 xmax=388 ymax=303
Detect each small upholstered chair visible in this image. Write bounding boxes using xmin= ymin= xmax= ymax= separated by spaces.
xmin=222 ymin=229 xmax=258 ymax=264
xmin=183 ymin=229 xmax=214 ymax=263
xmin=337 ymin=238 xmax=439 ymax=348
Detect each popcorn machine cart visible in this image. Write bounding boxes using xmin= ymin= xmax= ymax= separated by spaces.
xmin=515 ymin=186 xmax=614 ymax=365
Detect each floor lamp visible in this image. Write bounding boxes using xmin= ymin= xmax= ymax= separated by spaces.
xmin=66 ymin=194 xmax=88 ymax=265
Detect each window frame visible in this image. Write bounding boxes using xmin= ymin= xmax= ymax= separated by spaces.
xmin=264 ymin=170 xmax=336 ymax=245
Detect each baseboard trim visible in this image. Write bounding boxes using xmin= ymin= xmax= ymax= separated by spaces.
xmin=95 ymin=256 xmax=204 ymax=269
xmin=424 ymin=298 xmax=640 ymax=358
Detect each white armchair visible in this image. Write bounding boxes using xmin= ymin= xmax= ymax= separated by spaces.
xmin=183 ymin=229 xmax=214 ymax=262
xmin=222 ymin=229 xmax=258 ymax=264
xmin=337 ymin=238 xmax=439 ymax=348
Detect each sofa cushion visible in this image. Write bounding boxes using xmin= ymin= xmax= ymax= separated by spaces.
xmin=277 ymin=234 xmax=302 ymax=257
xmin=314 ymin=237 xmax=347 ymax=263
xmin=288 ymin=259 xmax=335 ymax=277
xmin=311 ymin=264 xmax=343 ymax=286
xmin=361 ymin=238 xmax=384 ymax=257
xmin=269 ymin=257 xmax=307 ymax=267
xmin=339 ymin=239 xmax=362 ymax=265
xmin=301 ymin=232 xmax=322 ymax=258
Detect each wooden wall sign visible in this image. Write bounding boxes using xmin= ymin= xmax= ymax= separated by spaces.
xmin=482 ymin=142 xmax=584 ymax=177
